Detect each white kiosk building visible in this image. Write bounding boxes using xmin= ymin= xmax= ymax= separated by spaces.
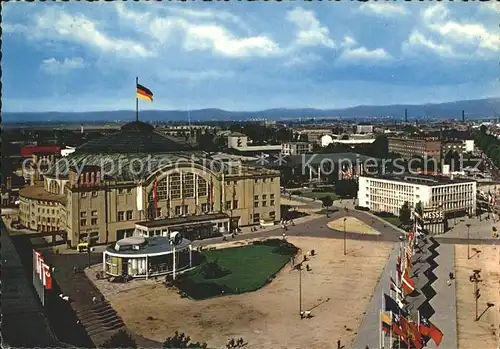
xmin=102 ymin=230 xmax=193 ymax=280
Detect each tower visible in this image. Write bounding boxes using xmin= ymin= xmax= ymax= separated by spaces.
xmin=404 ymin=109 xmax=408 ymax=124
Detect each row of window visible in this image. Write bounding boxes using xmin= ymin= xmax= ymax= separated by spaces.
xmin=39 ymin=208 xmax=56 ymax=214
xmin=81 ymin=191 xmax=99 ymax=198
xmin=80 ymin=218 xmax=99 ymax=226
xmin=250 ymin=211 xmax=276 ymax=223
xmin=80 ymin=211 xmax=99 ymax=218
xmin=117 ymin=210 xmax=134 ymax=221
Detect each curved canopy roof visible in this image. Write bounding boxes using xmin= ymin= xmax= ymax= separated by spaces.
xmin=77 ymin=121 xmax=194 ymax=154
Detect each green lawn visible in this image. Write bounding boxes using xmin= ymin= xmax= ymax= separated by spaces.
xmin=380 ymin=216 xmax=402 ymax=227
xmin=300 ymin=191 xmax=338 ymax=201
xmin=177 ymin=240 xmax=297 ymax=300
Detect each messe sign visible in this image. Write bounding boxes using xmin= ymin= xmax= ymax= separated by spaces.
xmin=422 ymin=210 xmax=445 ymax=223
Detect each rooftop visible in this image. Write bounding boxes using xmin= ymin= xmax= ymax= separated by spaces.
xmin=77 ymin=121 xmax=195 ymax=154
xmin=19 ymin=184 xmax=66 ymax=203
xmin=361 ymin=173 xmax=476 ymax=186
xmin=45 ymin=151 xmax=279 ymax=181
xmin=105 ymin=236 xmax=191 ymax=256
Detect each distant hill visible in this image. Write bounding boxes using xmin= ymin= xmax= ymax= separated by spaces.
xmin=4 ymin=97 xmax=500 ymax=123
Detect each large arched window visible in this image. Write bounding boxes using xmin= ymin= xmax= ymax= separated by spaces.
xmin=49 ymin=181 xmax=60 ymax=194
xmin=154 ymin=172 xmax=208 ymax=201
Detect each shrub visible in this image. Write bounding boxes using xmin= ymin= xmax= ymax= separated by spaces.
xmin=354 ymin=205 xmax=369 ymax=211
xmin=200 ymin=259 xmax=227 ymax=279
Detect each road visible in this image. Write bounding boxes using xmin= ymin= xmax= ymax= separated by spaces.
xmin=6 ymin=198 xmax=498 ymax=348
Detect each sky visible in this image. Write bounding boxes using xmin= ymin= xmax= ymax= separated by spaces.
xmin=3 ymin=2 xmax=500 ymax=112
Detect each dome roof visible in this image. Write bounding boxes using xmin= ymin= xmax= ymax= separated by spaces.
xmin=77 ymin=121 xmax=194 ymax=154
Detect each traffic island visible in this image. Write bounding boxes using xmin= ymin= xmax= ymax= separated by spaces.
xmin=327 ymin=217 xmax=381 ymax=235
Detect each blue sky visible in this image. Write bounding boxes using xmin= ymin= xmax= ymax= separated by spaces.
xmin=3 ymin=2 xmax=500 ymax=112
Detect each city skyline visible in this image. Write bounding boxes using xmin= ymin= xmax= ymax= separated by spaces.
xmin=4 ymin=2 xmax=500 ymax=112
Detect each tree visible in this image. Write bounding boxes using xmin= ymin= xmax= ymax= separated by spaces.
xmin=399 ymin=202 xmax=411 ymax=226
xmin=200 ymin=259 xmax=225 ymax=279
xmin=415 ymin=201 xmax=423 ymax=217
xmin=163 ymin=331 xmax=208 ymax=348
xmin=101 ymin=329 xmax=137 ymax=348
xmin=321 ymin=195 xmax=334 ymax=212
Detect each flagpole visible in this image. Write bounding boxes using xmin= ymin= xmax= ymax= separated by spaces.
xmin=381 ymin=288 xmax=385 ymax=349
xmin=136 ymin=76 xmax=139 ymax=122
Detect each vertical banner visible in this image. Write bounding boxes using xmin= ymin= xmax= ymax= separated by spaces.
xmin=136 ymin=184 xmax=143 ymax=212
xmin=42 ymin=262 xmax=52 ymax=290
xmin=32 ymin=249 xmax=45 ymax=306
xmin=209 ymin=178 xmax=214 ymax=210
xmin=152 ymin=178 xmax=158 ymax=211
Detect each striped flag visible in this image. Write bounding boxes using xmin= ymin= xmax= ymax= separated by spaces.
xmin=402 ymin=269 xmax=416 ymax=295
xmin=137 ymin=83 xmax=153 ymax=102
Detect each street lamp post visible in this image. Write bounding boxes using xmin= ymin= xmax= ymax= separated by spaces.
xmin=343 ymin=217 xmax=347 ymax=256
xmin=469 ymin=270 xmax=482 ymax=321
xmin=466 ymin=223 xmax=471 ymax=260
xmin=298 ymin=263 xmax=302 ymax=317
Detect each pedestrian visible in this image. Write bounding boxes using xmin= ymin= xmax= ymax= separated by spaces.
xmin=447 ymin=279 xmax=451 ymax=286
xmin=73 ymin=265 xmax=77 ymax=274
xmin=92 ymin=296 xmax=97 ymax=304
xmin=449 ymin=272 xmax=454 ymax=280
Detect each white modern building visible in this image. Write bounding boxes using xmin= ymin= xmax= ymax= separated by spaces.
xmin=281 ymin=142 xmax=313 ymax=156
xmin=355 ymin=125 xmax=374 ymax=134
xmin=357 ymin=174 xmax=476 ymax=216
xmin=227 ymin=133 xmax=282 ymax=153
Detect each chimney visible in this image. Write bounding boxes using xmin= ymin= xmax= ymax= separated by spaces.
xmin=404 ymin=109 xmax=408 ymax=123
xmin=81 ymin=123 xmax=84 ymax=134
xmin=462 ymin=110 xmax=465 ymax=123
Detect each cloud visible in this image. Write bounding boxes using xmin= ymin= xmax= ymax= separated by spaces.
xmin=40 ymin=57 xmax=85 ymax=74
xmin=339 ymin=46 xmax=392 ymax=62
xmin=182 ymin=24 xmax=280 ymax=58
xmin=403 ymin=4 xmax=500 ymax=58
xmin=358 ymin=3 xmax=410 ymax=17
xmin=12 ymin=8 xmax=153 ymax=57
xmin=402 ymin=30 xmax=455 ymax=57
xmin=115 ymin=4 xmax=280 ymax=58
xmin=286 ymin=7 xmax=335 ymax=49
xmin=164 ymin=7 xmax=249 ymax=32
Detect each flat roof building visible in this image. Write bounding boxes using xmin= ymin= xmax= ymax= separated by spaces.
xmin=388 ymin=137 xmax=442 ymax=161
xmin=357 ymin=174 xmax=476 ymax=217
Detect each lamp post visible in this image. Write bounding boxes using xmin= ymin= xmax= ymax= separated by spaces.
xmin=298 ymin=263 xmax=302 ymax=317
xmin=466 ymin=223 xmax=471 ymax=260
xmin=469 ymin=270 xmax=482 ymax=321
xmin=343 ymin=217 xmax=347 ymax=256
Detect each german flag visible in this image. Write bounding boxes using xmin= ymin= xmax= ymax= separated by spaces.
xmin=137 ymin=83 xmax=153 ymax=102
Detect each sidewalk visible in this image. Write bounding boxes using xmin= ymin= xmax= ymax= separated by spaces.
xmin=437 ymin=215 xmax=500 ymax=241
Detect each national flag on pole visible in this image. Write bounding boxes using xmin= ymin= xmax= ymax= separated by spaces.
xmin=419 ymin=316 xmax=443 ymax=346
xmin=34 ymin=250 xmax=43 ymax=277
xmin=400 ymin=315 xmax=423 ymax=349
xmin=152 ymin=178 xmax=158 ymax=210
xmin=42 ymin=262 xmax=52 ymax=290
xmin=384 ymin=293 xmax=407 ymax=317
xmin=390 ymin=277 xmax=404 ymax=298
xmin=402 ymin=269 xmax=416 ymax=295
xmin=137 ymin=83 xmax=153 ymax=102
xmin=381 ymin=312 xmax=392 ymax=333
